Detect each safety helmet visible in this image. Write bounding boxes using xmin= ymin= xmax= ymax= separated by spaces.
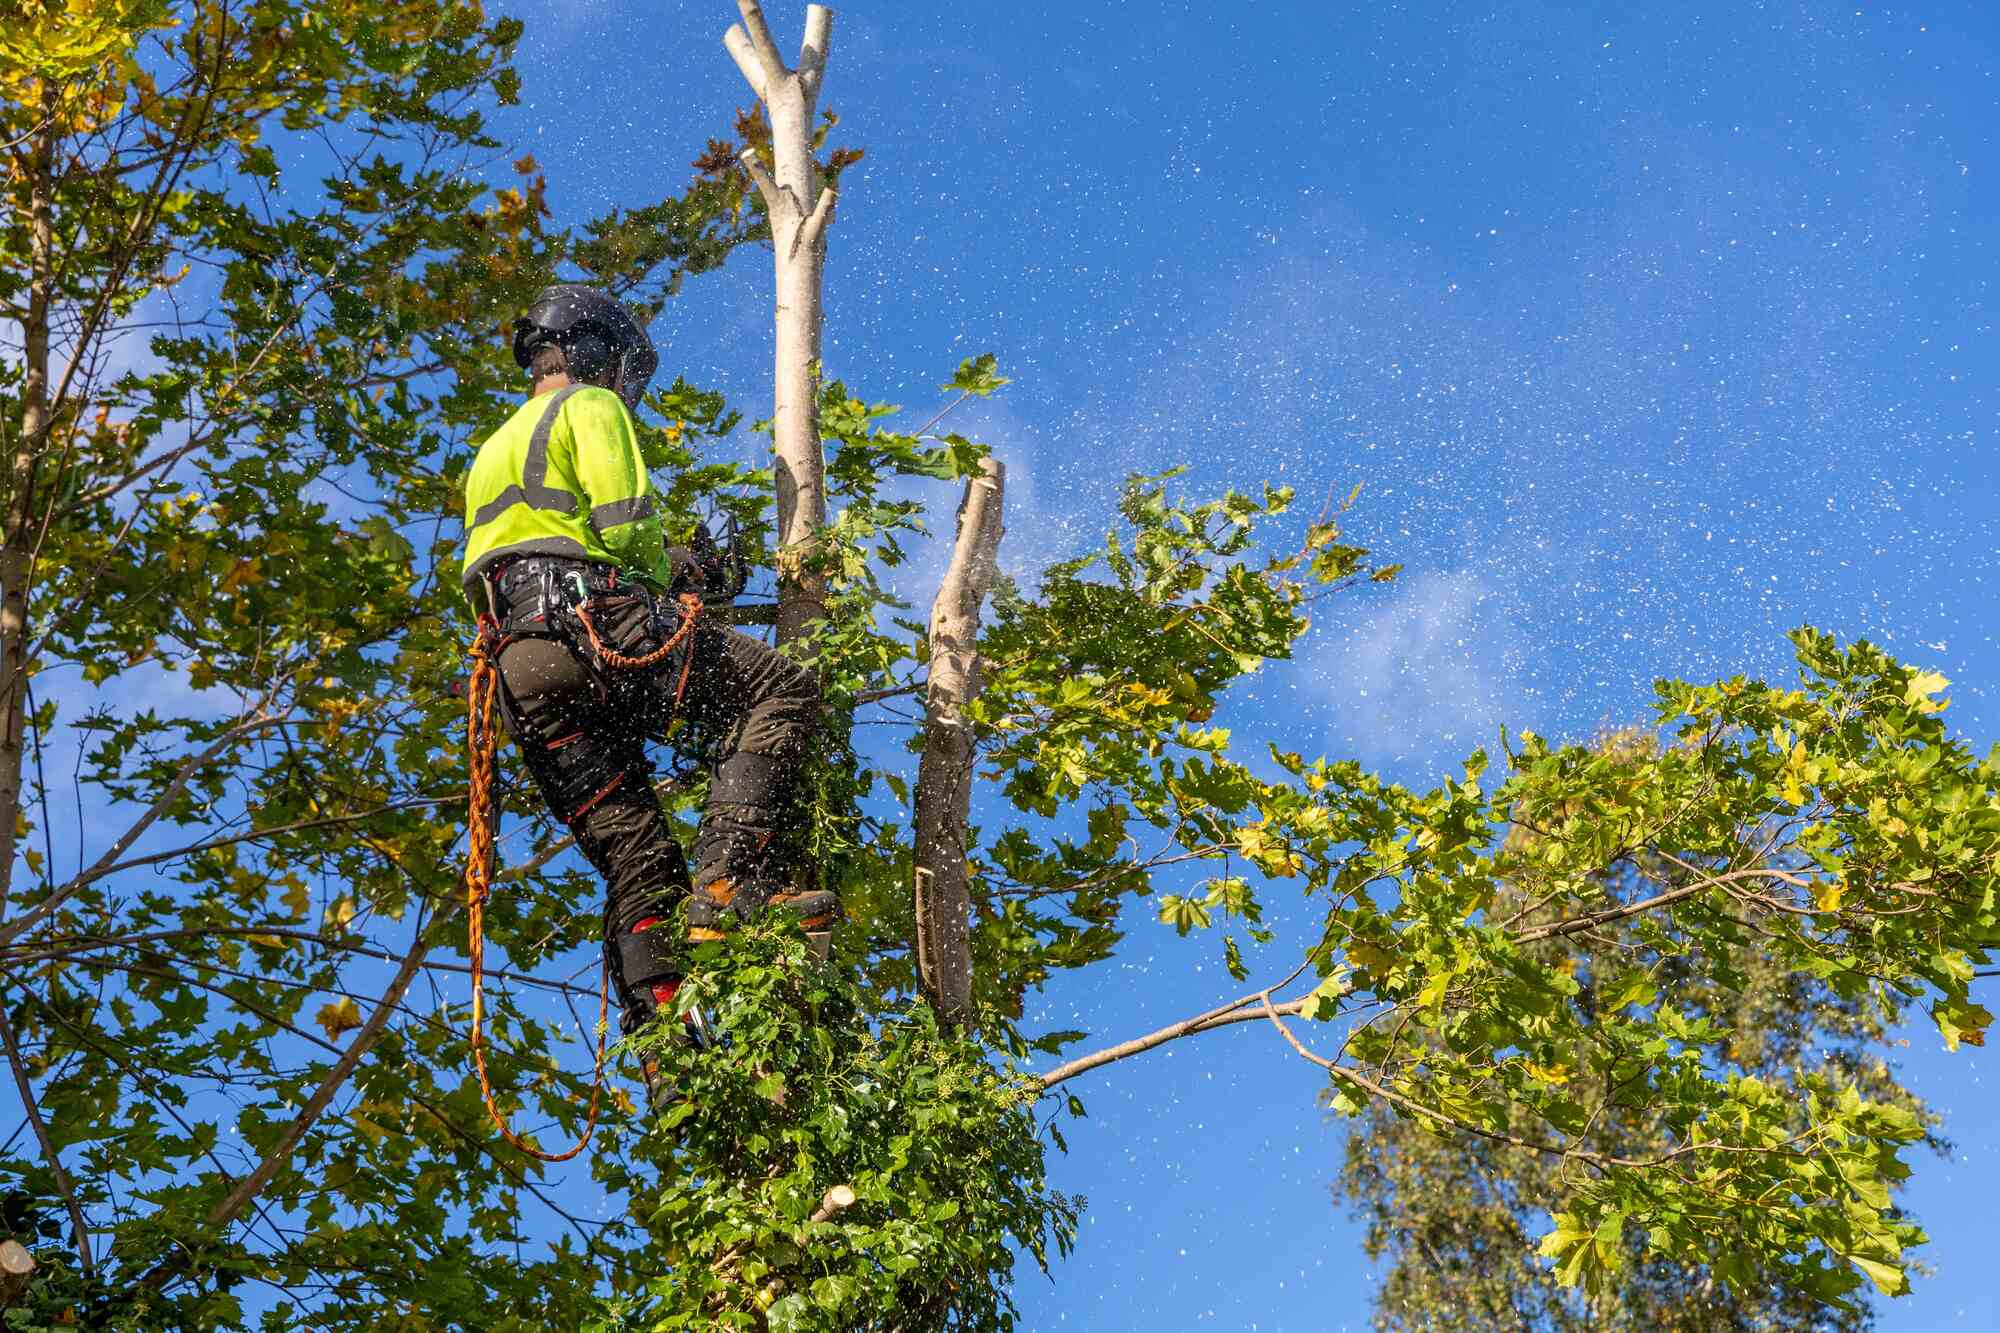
xmin=512 ymin=284 xmax=659 ymax=410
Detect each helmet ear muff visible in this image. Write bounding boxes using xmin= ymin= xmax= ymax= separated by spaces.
xmin=557 ymin=328 xmax=613 ymax=383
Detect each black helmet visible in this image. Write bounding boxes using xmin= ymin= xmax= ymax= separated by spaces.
xmin=512 ymin=284 xmax=659 ymax=409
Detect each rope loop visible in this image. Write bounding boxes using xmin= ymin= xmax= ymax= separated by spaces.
xmin=575 ymin=589 xmax=704 ymax=675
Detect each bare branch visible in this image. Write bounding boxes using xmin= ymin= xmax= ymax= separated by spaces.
xmin=0 ymin=704 xmax=285 ymax=947
xmin=725 ymin=0 xmax=788 ymax=99
xmin=798 ymin=5 xmax=833 ymax=106
xmin=723 ymin=26 xmax=768 ymax=100
xmin=141 ymin=916 xmax=431 ymax=1294
xmin=1037 ymin=961 xmax=1319 ymax=1091
xmin=737 ymin=143 xmax=778 ymax=210
xmin=793 ymin=180 xmax=837 ymax=257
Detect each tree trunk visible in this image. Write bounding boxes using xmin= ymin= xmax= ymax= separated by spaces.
xmin=0 ymin=90 xmax=58 ymax=926
xmin=913 ymin=459 xmax=1005 ymax=1028
xmin=723 ymin=1 xmax=836 ymax=649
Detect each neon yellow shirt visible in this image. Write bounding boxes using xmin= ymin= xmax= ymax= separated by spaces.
xmin=460 ymin=384 xmax=670 ymax=603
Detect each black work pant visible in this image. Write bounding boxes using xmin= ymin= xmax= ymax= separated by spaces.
xmin=494 ymin=590 xmax=820 ymax=982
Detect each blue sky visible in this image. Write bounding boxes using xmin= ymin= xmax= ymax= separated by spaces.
xmin=7 ymin=1 xmax=1994 ymax=1326
xmin=491 ymin=1 xmax=2000 ymax=1327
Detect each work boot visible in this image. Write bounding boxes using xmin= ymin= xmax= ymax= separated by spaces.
xmin=684 ymin=872 xmax=842 ymax=944
xmin=613 ymin=917 xmax=710 ymax=1113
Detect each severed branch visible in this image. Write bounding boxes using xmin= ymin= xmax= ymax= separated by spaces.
xmin=1037 ymin=957 xmax=1318 ymax=1090
xmin=913 ymin=459 xmax=1004 ymax=1028
xmin=1039 ymin=853 xmax=1798 ymax=1089
xmin=752 ymin=1184 xmax=856 ymax=1310
xmin=1038 ymin=995 xmax=1312 ymax=1090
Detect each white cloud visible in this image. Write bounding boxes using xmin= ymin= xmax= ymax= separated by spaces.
xmin=1302 ymin=568 xmax=1525 ymax=767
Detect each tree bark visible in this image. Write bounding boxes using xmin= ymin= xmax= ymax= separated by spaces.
xmin=0 ymin=89 xmax=57 ymax=927
xmin=913 ymin=459 xmax=1005 ymax=1028
xmin=723 ymin=1 xmax=837 ymax=648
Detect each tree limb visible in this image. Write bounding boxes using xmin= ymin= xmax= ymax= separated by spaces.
xmin=0 ymin=1239 xmax=32 ymax=1311
xmin=731 ymin=0 xmax=790 ymax=91
xmin=797 ymin=5 xmax=832 ymax=104
xmin=0 ymin=706 xmax=284 ymax=947
xmin=0 ymin=1003 xmax=90 ymax=1279
xmin=142 ymin=913 xmax=431 ymax=1294
xmin=1037 ymin=985 xmax=1315 ymax=1091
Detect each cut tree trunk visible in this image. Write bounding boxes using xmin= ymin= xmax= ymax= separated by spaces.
xmin=723 ymin=1 xmax=837 ymax=649
xmin=913 ymin=459 xmax=1005 ymax=1028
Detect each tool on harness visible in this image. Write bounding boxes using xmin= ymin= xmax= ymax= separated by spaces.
xmin=460 ymin=578 xmax=705 ymax=1157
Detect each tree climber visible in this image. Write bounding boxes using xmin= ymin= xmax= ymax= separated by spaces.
xmin=460 ymin=283 xmax=837 ymax=1101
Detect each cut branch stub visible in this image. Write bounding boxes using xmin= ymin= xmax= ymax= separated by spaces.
xmin=722 ymin=1 xmax=839 ymax=647
xmin=914 ymin=458 xmax=1006 ymax=1028
xmin=0 ymin=1239 xmax=33 ymax=1311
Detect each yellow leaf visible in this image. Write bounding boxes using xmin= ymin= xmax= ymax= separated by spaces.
xmin=1905 ymin=669 xmax=1951 ymax=713
xmin=324 ymin=896 xmax=356 ymax=932
xmin=1347 ymin=940 xmax=1395 ymax=975
xmin=1524 ymin=1060 xmax=1572 ymax=1086
xmin=1813 ymin=880 xmax=1846 ymax=913
xmin=280 ymin=874 xmax=309 ymax=919
xmin=1418 ymin=971 xmax=1451 ymax=1011
xmin=316 ymin=997 xmax=361 ymax=1040
xmin=218 ymin=557 xmax=263 ymax=595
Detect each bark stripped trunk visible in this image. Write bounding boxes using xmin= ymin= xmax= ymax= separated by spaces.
xmin=913 ymin=459 xmax=1005 ymax=1029
xmin=0 ymin=90 xmax=58 ymax=926
xmin=723 ymin=1 xmax=836 ymax=649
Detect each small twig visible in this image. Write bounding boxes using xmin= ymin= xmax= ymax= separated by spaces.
xmin=0 ymin=693 xmax=287 ymax=946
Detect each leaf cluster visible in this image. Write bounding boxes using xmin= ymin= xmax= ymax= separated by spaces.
xmin=594 ymin=922 xmax=1077 ymax=1333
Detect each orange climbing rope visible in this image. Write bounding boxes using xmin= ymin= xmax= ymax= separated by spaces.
xmin=577 ymin=590 xmax=704 ymax=678
xmin=461 ymin=590 xmax=703 ymax=1162
xmin=464 ymin=614 xmax=609 ymax=1163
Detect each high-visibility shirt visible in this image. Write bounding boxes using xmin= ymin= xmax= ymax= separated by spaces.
xmin=460 ymin=384 xmax=671 ymax=605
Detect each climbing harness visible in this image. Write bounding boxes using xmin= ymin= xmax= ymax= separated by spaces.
xmin=461 ymin=579 xmax=704 ymax=1161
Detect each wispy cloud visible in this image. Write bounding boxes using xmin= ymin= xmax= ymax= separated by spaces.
xmin=1299 ymin=568 xmax=1526 ymax=768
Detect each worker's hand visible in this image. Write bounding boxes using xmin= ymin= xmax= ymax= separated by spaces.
xmin=667 ymin=524 xmax=749 ymax=602
xmin=663 ymin=544 xmax=701 ymax=590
